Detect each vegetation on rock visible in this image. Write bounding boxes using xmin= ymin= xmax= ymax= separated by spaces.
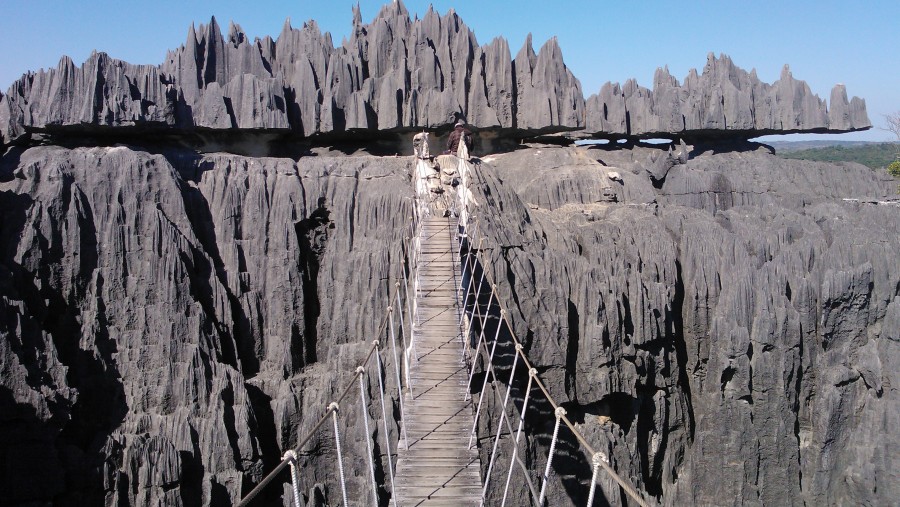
xmin=778 ymin=142 xmax=899 ymax=169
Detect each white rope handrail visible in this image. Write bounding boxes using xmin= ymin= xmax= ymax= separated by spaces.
xmin=330 ymin=402 xmax=349 ymax=507
xmin=538 ymin=406 xmax=566 ymax=506
xmin=502 ymin=368 xmax=535 ymax=507
xmin=238 ymin=186 xmax=423 ymax=507
xmin=283 ymin=450 xmax=302 ymax=507
xmin=374 ymin=341 xmax=397 ymax=503
xmin=357 ymin=367 xmax=378 ymax=507
xmin=401 ymin=238 xmax=415 ymax=330
xmin=472 ymin=328 xmax=541 ymax=502
xmin=447 ymin=218 xmax=468 ymax=365
xmin=387 ymin=307 xmax=410 ymax=451
xmin=464 ymin=284 xmax=496 ymax=402
xmin=481 ymin=343 xmax=522 ymax=500
xmin=236 ymin=325 xmax=385 ymax=507
xmin=468 ymin=311 xmax=503 ymax=449
xmin=466 ymin=215 xmax=652 ymax=506
xmin=586 ymin=452 xmax=607 ymax=507
xmin=458 ymin=233 xmax=484 ymax=370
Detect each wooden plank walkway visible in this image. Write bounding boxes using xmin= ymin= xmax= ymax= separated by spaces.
xmin=392 ymin=216 xmax=483 ymax=507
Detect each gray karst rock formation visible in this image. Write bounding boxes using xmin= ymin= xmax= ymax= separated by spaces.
xmin=0 ymin=2 xmax=584 ymax=147
xmin=0 ymin=4 xmax=869 ymax=148
xmin=1 ymin=2 xmax=896 ymax=507
xmin=584 ymin=53 xmax=871 ymax=139
xmin=1 ymin=145 xmax=413 ymax=505
xmin=467 ymin=145 xmax=898 ymax=506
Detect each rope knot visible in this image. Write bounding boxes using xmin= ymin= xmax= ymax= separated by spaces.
xmin=372 ymin=339 xmax=380 ymax=347
xmin=388 ymin=306 xmax=393 ymax=313
xmin=328 ymin=402 xmax=340 ymax=413
xmin=282 ymin=449 xmax=298 ymax=464
xmin=395 ymin=281 xmax=401 ymax=287
xmin=356 ymin=366 xmax=365 ymax=375
xmin=515 ymin=343 xmax=524 ymax=352
xmin=554 ymin=406 xmax=567 ymax=418
xmin=529 ymin=367 xmax=538 ymax=377
xmin=592 ymin=451 xmax=608 ymax=467
xmin=500 ymin=308 xmax=507 ymax=316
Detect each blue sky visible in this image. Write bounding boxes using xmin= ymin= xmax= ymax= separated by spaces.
xmin=2 ymin=0 xmax=897 ymax=141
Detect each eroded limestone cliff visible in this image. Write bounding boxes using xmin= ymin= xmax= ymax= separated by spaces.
xmin=0 ymin=2 xmax=868 ymax=147
xmin=584 ymin=54 xmax=870 ymax=139
xmin=468 ymin=143 xmax=898 ymax=506
xmin=1 ymin=145 xmax=412 ymax=505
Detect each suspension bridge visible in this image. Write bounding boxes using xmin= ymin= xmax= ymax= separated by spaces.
xmin=236 ymin=138 xmax=654 ymax=507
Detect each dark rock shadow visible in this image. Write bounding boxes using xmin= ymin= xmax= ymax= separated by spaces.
xmin=295 ymin=201 xmax=332 ymax=367
xmin=0 ymin=387 xmax=68 ymax=504
xmin=177 ymin=180 xmax=249 ymax=372
xmin=1 ymin=173 xmax=128 ymax=503
xmin=689 ymin=139 xmax=775 ymax=157
xmin=0 ymin=146 xmax=26 ymax=182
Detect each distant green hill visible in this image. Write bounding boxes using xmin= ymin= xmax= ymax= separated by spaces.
xmin=776 ymin=142 xmax=900 ymax=169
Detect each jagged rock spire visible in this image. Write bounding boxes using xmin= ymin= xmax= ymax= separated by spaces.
xmin=585 ymin=53 xmax=870 ymax=139
xmin=0 ymin=4 xmax=871 ymax=147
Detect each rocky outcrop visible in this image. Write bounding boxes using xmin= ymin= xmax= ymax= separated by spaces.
xmin=0 ymin=2 xmax=890 ymax=506
xmin=0 ymin=145 xmax=413 ymax=505
xmin=467 ymin=143 xmax=898 ymax=506
xmin=2 ymin=137 xmax=897 ymax=506
xmin=2 ymin=7 xmax=870 ymax=148
xmin=0 ymin=2 xmax=584 ymax=146
xmin=585 ymin=53 xmax=871 ymax=139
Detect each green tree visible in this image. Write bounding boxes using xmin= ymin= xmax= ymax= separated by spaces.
xmin=888 ymin=160 xmax=900 ymax=178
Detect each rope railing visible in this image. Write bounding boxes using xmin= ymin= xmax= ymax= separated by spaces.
xmin=236 ymin=133 xmax=656 ymax=507
xmin=237 ymin=183 xmax=424 ymax=506
xmin=458 ymin=151 xmax=655 ymax=507
xmin=236 ymin=327 xmax=391 ymax=506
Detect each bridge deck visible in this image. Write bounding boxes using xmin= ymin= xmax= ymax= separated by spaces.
xmin=392 ymin=216 xmax=483 ymax=507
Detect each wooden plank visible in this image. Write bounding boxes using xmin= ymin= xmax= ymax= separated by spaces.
xmin=392 ymin=216 xmax=484 ymax=506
